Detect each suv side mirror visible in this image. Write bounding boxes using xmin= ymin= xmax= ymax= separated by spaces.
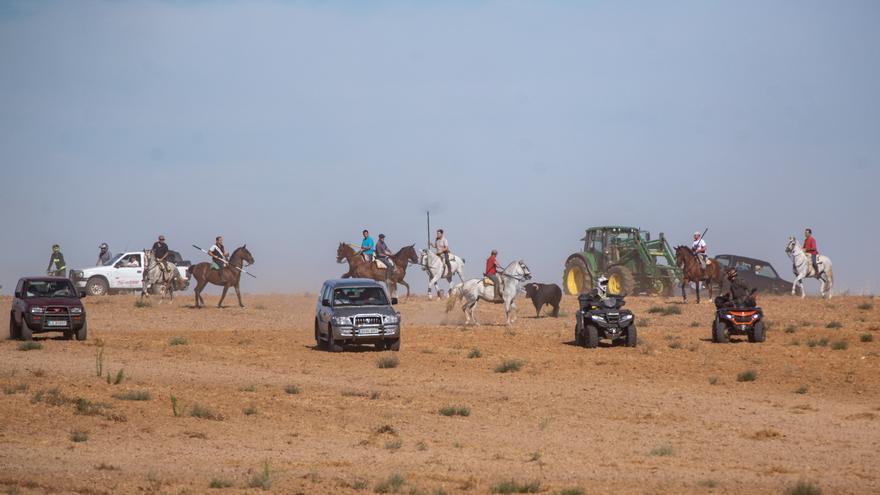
xmin=391 ymin=297 xmax=399 ymax=305
xmin=321 ymin=298 xmax=330 ymax=307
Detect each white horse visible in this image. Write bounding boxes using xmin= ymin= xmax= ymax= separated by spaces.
xmin=418 ymin=249 xmax=466 ymax=299
xmin=785 ymin=237 xmax=834 ymax=299
xmin=445 ymin=260 xmax=532 ymax=325
xmin=142 ymin=250 xmax=184 ymax=303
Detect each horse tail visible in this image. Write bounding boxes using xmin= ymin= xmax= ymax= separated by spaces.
xmin=446 ymin=283 xmax=463 ymax=313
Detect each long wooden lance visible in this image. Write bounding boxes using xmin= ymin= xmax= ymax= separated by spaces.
xmin=192 ymin=245 xmax=257 ymax=278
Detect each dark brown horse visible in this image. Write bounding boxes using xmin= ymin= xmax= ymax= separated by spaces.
xmin=674 ymin=245 xmax=722 ymax=304
xmin=336 ymin=243 xmax=419 ymax=298
xmin=189 ymin=245 xmax=255 ymax=308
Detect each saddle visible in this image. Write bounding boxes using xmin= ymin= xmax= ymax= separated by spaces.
xmin=372 ymin=258 xmax=391 ymax=269
xmin=482 ymin=277 xmax=494 ymax=286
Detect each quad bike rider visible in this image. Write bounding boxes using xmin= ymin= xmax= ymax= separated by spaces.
xmin=712 ymin=267 xmax=765 ymax=343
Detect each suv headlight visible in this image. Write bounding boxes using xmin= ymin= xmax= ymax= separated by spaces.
xmin=70 ymin=307 xmax=83 ymax=314
xmin=383 ymin=314 xmax=400 ymax=324
xmin=30 ymin=307 xmax=44 ymax=314
xmin=331 ymin=316 xmax=351 ymax=326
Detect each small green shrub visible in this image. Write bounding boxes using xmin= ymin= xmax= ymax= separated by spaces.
xmin=243 ymin=406 xmax=258 ymax=416
xmin=857 ymin=302 xmax=873 ymax=310
xmin=112 ymin=368 xmax=125 ymax=385
xmin=209 ymin=478 xmax=233 ymax=488
xmin=648 ymin=305 xmax=681 ymax=316
xmin=467 ymin=348 xmax=482 ymax=358
xmin=284 ymin=385 xmax=301 ymax=395
xmin=134 ymin=299 xmax=151 ymax=308
xmin=18 ymin=341 xmax=43 ymax=351
xmin=384 ymin=438 xmax=402 ymax=451
xmin=439 ymin=406 xmax=470 ymax=417
xmin=4 ymin=383 xmax=28 ymax=395
xmin=112 ymin=390 xmax=150 ymax=401
xmin=649 ymin=444 xmax=673 ymax=456
xmin=736 ymin=370 xmax=758 ymax=382
xmin=495 ymin=360 xmax=523 ymax=373
xmin=240 ymin=384 xmax=257 ymax=392
xmin=376 ymin=355 xmax=399 ymax=369
xmin=191 ymin=404 xmax=224 ymax=421
xmin=374 ymin=473 xmax=405 ymax=493
xmin=860 ymin=333 xmax=874 ymax=343
xmin=689 ymin=321 xmax=700 ymax=327
xmin=169 ymin=336 xmax=188 ymax=346
xmin=784 ymin=480 xmax=822 ymax=495
xmin=490 ymin=479 xmax=541 ymax=493
xmin=708 ymin=376 xmax=718 ymax=385
xmin=70 ymin=429 xmax=89 ymax=442
xmin=825 ymin=321 xmax=842 ymax=329
xmin=170 ymin=394 xmax=180 ymax=417
xmin=784 ymin=325 xmax=797 ymax=334
xmin=830 ymin=340 xmax=848 ymax=351
xmin=795 ymin=386 xmax=808 ymax=394
xmin=558 ymin=489 xmax=585 ymax=495
xmin=248 ymin=460 xmax=271 ymax=491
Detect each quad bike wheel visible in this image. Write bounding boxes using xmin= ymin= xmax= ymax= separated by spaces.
xmin=712 ymin=319 xmax=729 ymax=343
xmin=748 ymin=321 xmax=766 ymax=343
xmin=584 ymin=324 xmax=599 ymax=348
xmin=625 ymin=324 xmax=638 ymax=347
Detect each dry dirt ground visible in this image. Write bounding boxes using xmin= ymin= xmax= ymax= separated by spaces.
xmin=1 ymin=291 xmax=879 ymax=495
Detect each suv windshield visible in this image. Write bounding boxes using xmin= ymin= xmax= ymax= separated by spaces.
xmin=332 ymin=287 xmax=389 ymax=307
xmin=24 ymin=280 xmax=77 ymax=298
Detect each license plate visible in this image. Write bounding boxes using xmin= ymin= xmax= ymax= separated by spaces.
xmin=47 ymin=320 xmax=67 ymax=327
xmin=355 ymin=327 xmax=380 ymax=335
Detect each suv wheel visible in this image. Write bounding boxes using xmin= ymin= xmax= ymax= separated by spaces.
xmin=327 ymin=329 xmax=343 ymax=353
xmin=314 ymin=320 xmax=326 ymax=349
xmin=9 ymin=312 xmax=19 ymax=339
xmin=86 ymin=277 xmax=109 ymax=296
xmin=387 ymin=338 xmax=400 ymax=352
xmin=75 ymin=320 xmax=88 ymax=341
xmin=20 ymin=321 xmax=33 ymax=341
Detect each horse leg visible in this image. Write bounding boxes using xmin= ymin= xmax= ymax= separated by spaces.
xmin=218 ymin=285 xmax=230 ymax=308
xmin=235 ymin=283 xmax=244 ymax=308
xmin=681 ymin=280 xmax=687 ymax=303
xmin=399 ymin=280 xmax=410 ymax=299
xmin=695 ymin=281 xmax=701 ymax=304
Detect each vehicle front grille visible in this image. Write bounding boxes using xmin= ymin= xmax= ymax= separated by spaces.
xmin=354 ymin=316 xmax=382 ymax=326
xmin=43 ymin=307 xmax=71 ymax=329
xmin=605 ymin=312 xmax=620 ymax=325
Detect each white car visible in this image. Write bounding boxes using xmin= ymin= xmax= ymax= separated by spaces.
xmin=70 ymin=251 xmax=190 ymax=296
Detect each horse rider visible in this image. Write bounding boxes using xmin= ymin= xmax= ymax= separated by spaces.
xmin=46 ymin=244 xmax=67 ymax=277
xmin=692 ymin=231 xmax=708 ymax=270
xmin=152 ymin=235 xmax=171 ymax=272
xmin=803 ymin=228 xmax=819 ymax=275
xmin=357 ymin=229 xmax=375 ymax=262
xmin=209 ymin=236 xmax=229 ymax=283
xmin=375 ymin=234 xmax=395 ymax=279
xmin=484 ymin=250 xmax=503 ymax=300
xmin=96 ymin=242 xmax=112 ymax=266
xmin=434 ymin=229 xmax=452 ymax=282
xmin=718 ymin=267 xmax=756 ymax=308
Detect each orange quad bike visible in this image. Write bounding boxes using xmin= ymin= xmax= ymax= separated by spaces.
xmin=712 ymin=297 xmax=765 ymax=343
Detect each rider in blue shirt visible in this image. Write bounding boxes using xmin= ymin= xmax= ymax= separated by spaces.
xmin=358 ymin=230 xmax=375 ymax=262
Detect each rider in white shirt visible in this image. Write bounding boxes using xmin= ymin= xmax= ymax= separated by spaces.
xmin=433 ymin=229 xmax=452 ymax=282
xmin=692 ymin=231 xmax=708 ymax=270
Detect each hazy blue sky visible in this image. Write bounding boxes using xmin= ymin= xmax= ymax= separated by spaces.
xmin=1 ymin=0 xmax=877 ymax=295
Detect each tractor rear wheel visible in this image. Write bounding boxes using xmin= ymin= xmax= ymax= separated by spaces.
xmin=606 ymin=266 xmax=635 ymax=296
xmin=563 ymin=257 xmax=592 ymax=295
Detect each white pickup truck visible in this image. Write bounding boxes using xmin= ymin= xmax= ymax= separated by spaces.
xmin=70 ymin=251 xmax=191 ymax=296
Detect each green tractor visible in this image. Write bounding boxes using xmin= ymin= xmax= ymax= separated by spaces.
xmin=563 ymin=226 xmax=680 ymax=296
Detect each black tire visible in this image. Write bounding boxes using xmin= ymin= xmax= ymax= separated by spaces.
xmin=584 ymin=324 xmax=599 ymax=349
xmin=327 ymin=328 xmax=343 ymax=353
xmin=20 ymin=322 xmax=33 ymax=341
xmin=63 ymin=330 xmax=73 ymax=340
xmin=575 ymin=324 xmax=584 ymax=346
xmin=314 ymin=320 xmax=326 ymax=349
xmin=625 ymin=324 xmax=638 ymax=347
xmin=86 ymin=277 xmax=109 ymax=296
xmin=9 ymin=312 xmax=19 ymax=339
xmin=712 ymin=319 xmax=728 ymax=344
xmin=563 ymin=257 xmax=592 ymax=295
xmin=606 ymin=266 xmax=636 ymax=296
xmin=75 ymin=320 xmax=87 ymax=341
xmin=749 ymin=321 xmax=766 ymax=343
xmin=388 ymin=338 xmax=400 ymax=352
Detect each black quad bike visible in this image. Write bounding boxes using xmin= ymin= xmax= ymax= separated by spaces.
xmin=712 ymin=304 xmax=766 ymax=343
xmin=575 ymin=292 xmax=637 ymax=348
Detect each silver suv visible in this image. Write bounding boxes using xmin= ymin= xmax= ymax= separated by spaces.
xmin=315 ymin=279 xmax=401 ymax=352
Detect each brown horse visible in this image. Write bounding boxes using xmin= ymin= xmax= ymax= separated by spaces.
xmin=336 ymin=243 xmax=419 ymax=298
xmin=189 ymin=245 xmax=255 ymax=308
xmin=674 ymin=245 xmax=722 ymax=304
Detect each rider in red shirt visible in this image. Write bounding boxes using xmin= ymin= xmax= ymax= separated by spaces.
xmin=485 ymin=250 xmax=503 ymax=300
xmin=803 ymin=228 xmax=819 ymax=274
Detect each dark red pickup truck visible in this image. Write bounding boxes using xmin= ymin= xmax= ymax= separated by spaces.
xmin=9 ymin=277 xmax=87 ymax=341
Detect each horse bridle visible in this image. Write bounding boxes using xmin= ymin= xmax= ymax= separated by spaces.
xmin=502 ymin=261 xmax=531 ymax=282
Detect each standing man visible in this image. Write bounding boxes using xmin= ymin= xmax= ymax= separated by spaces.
xmin=692 ymin=231 xmax=708 ymax=270
xmin=375 ymin=234 xmax=394 ymax=279
xmin=96 ymin=243 xmax=112 ymax=266
xmin=434 ymin=229 xmax=452 ymax=282
xmin=209 ymin=236 xmax=228 ymax=283
xmin=803 ymin=228 xmax=819 ymax=276
xmin=357 ymin=230 xmax=375 ymax=262
xmin=484 ymin=249 xmax=503 ymax=300
xmin=46 ymin=244 xmax=66 ymax=277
